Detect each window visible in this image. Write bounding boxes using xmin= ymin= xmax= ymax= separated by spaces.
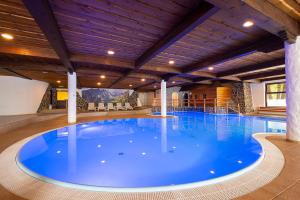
xmin=265 ymin=82 xmax=286 ymax=107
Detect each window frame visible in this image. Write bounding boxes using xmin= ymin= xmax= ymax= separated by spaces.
xmin=265 ymin=81 xmax=286 ymax=107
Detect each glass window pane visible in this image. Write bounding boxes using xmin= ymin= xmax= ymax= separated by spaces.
xmin=266 ymin=93 xmax=286 ymax=107
xmin=266 ymin=83 xmax=285 ymax=93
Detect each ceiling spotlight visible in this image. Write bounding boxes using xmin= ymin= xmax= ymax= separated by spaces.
xmin=168 ymin=60 xmax=175 ymax=65
xmin=172 ymin=81 xmax=176 ymax=84
xmin=243 ymin=20 xmax=254 ymax=28
xmin=56 ymin=80 xmax=61 ymax=83
xmin=141 ymin=78 xmax=146 ymax=82
xmin=107 ymin=50 xmax=115 ymax=55
xmin=97 ymin=82 xmax=101 ymax=86
xmin=42 ymin=71 xmax=48 ymax=74
xmin=208 ymin=67 xmax=214 ymax=71
xmin=1 ymin=33 xmax=13 ymax=40
xmin=100 ymin=75 xmax=106 ymax=79
xmin=129 ymin=84 xmax=133 ymax=87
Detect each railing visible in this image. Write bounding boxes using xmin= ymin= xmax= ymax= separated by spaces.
xmin=152 ymin=98 xmax=240 ymax=114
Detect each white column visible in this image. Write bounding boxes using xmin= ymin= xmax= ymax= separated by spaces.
xmin=68 ymin=72 xmax=77 ymax=123
xmin=161 ymin=80 xmax=167 ymax=117
xmin=285 ymin=36 xmax=300 ymax=141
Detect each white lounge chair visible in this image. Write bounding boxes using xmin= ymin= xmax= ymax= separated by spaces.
xmin=125 ymin=102 xmax=133 ymax=110
xmin=107 ymin=103 xmax=115 ymax=111
xmin=88 ymin=103 xmax=96 ymax=111
xmin=97 ymin=103 xmax=106 ymax=111
xmin=116 ymin=102 xmax=125 ymax=110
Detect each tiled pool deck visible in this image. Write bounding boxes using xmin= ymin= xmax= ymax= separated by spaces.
xmin=0 ymin=114 xmax=299 ymax=200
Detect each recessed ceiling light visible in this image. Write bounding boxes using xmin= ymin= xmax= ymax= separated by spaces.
xmin=168 ymin=60 xmax=175 ymax=65
xmin=172 ymin=81 xmax=176 ymax=84
xmin=208 ymin=67 xmax=214 ymax=71
xmin=56 ymin=80 xmax=61 ymax=83
xmin=1 ymin=33 xmax=13 ymax=40
xmin=129 ymin=84 xmax=133 ymax=87
xmin=107 ymin=50 xmax=115 ymax=55
xmin=243 ymin=20 xmax=254 ymax=28
xmin=42 ymin=71 xmax=48 ymax=74
xmin=100 ymin=75 xmax=106 ymax=79
xmin=97 ymin=82 xmax=101 ymax=86
xmin=141 ymin=78 xmax=146 ymax=82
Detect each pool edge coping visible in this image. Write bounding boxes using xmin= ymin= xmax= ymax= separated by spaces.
xmin=0 ymin=132 xmax=285 ymax=199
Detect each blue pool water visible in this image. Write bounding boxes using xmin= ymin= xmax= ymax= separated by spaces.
xmin=18 ymin=112 xmax=286 ymax=188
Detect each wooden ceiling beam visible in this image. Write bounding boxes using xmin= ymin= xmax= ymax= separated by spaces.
xmin=129 ymin=73 xmax=162 ymax=81
xmin=22 ymin=0 xmax=75 ymax=73
xmin=109 ymin=1 xmax=218 ymax=88
xmin=217 ymin=58 xmax=285 ymax=77
xmin=135 ymin=1 xmax=219 ymax=68
xmin=0 ymin=45 xmax=58 ymax=59
xmin=182 ymin=34 xmax=283 ymax=73
xmin=207 ymin=0 xmax=299 ymax=43
xmin=134 ymin=80 xmax=157 ymax=90
xmin=70 ymin=54 xmax=134 ymax=69
xmin=2 ymin=68 xmax=32 ymax=80
xmin=259 ymin=75 xmax=285 ymax=82
xmin=108 ymin=69 xmax=133 ymax=88
xmin=0 ymin=60 xmax=66 ymax=72
xmin=240 ymin=68 xmax=286 ymax=80
xmin=243 ymin=0 xmax=300 ymax=42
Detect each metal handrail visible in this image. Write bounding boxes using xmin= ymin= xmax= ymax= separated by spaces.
xmin=152 ymin=97 xmax=240 ymax=114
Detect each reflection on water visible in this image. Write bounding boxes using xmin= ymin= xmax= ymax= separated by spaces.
xmin=18 ymin=112 xmax=286 ymax=188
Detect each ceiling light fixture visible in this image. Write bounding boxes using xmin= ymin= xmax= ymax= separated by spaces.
xmin=100 ymin=75 xmax=106 ymax=79
xmin=42 ymin=71 xmax=48 ymax=74
xmin=208 ymin=67 xmax=214 ymax=71
xmin=243 ymin=20 xmax=254 ymax=28
xmin=107 ymin=50 xmax=115 ymax=55
xmin=1 ymin=33 xmax=14 ymax=40
xmin=154 ymin=85 xmax=157 ymax=88
xmin=129 ymin=84 xmax=133 ymax=87
xmin=172 ymin=81 xmax=176 ymax=84
xmin=168 ymin=60 xmax=175 ymax=65
xmin=141 ymin=78 xmax=146 ymax=82
xmin=56 ymin=80 xmax=61 ymax=83
xmin=97 ymin=82 xmax=101 ymax=86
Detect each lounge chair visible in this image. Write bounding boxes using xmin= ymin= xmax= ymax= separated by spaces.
xmin=125 ymin=102 xmax=133 ymax=110
xmin=88 ymin=103 xmax=96 ymax=111
xmin=97 ymin=103 xmax=106 ymax=111
xmin=107 ymin=103 xmax=115 ymax=111
xmin=116 ymin=103 xmax=125 ymax=110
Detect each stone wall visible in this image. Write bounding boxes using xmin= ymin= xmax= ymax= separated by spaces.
xmin=129 ymin=91 xmax=138 ymax=107
xmin=38 ymin=87 xmax=89 ymax=112
xmin=37 ymin=86 xmax=52 ymax=113
xmin=230 ymin=82 xmax=253 ymax=114
xmin=77 ymin=92 xmax=88 ymax=111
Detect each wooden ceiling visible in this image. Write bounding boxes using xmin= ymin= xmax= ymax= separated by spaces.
xmin=0 ymin=0 xmax=299 ymax=91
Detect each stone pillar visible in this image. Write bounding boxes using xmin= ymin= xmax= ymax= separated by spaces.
xmin=161 ymin=80 xmax=167 ymax=117
xmin=68 ymin=72 xmax=77 ymax=123
xmin=285 ymin=36 xmax=300 ymax=141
